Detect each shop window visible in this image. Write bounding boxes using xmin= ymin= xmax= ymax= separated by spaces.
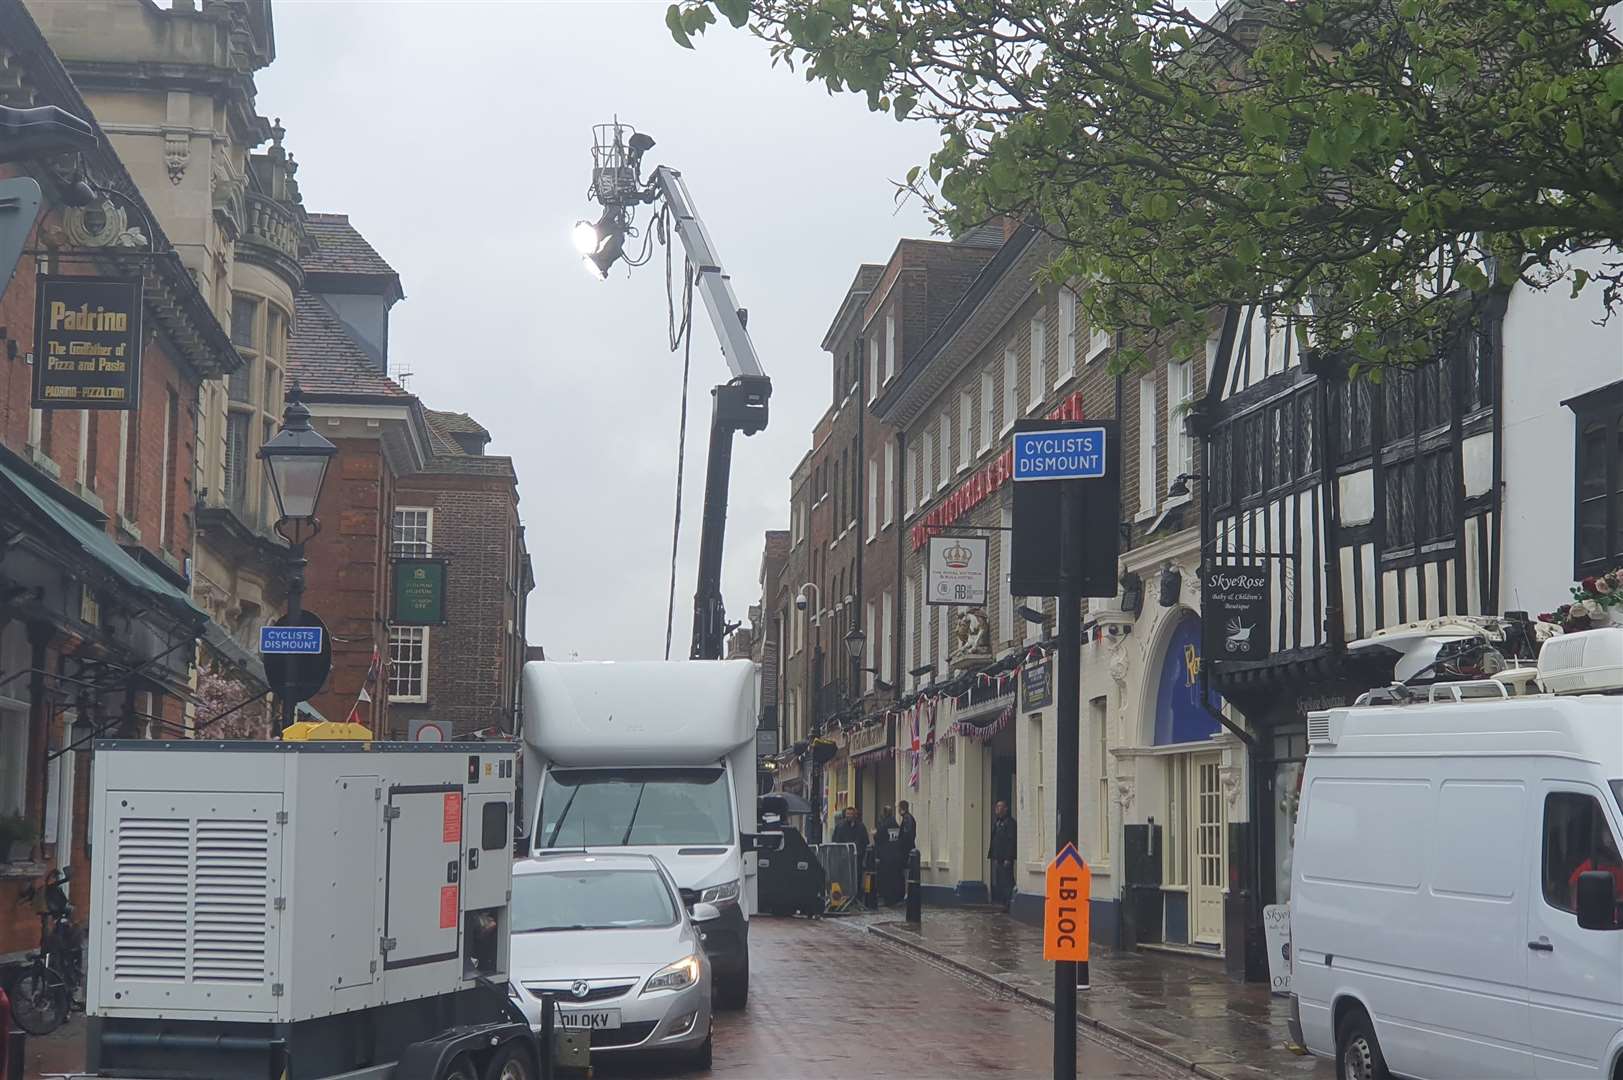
xmin=1570 ymin=384 xmax=1623 ymax=578
xmin=0 ymin=624 xmax=30 ymax=817
xmin=1091 ymin=696 xmax=1110 ymax=865
xmin=1541 ymin=791 xmax=1622 ymax=913
xmin=1165 ymin=755 xmax=1189 ymax=888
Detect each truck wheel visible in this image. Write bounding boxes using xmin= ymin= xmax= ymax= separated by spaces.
xmin=715 ymin=964 xmax=748 ymax=1011
xmin=440 ymin=1053 xmax=479 ymax=1080
xmin=1336 ymin=1009 xmax=1390 ymax=1080
xmin=481 ymin=1041 xmax=537 ymax=1080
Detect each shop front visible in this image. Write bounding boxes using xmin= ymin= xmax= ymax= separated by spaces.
xmin=849 ymin=716 xmax=896 ymax=826
xmin=1117 ymin=609 xmax=1245 ymax=957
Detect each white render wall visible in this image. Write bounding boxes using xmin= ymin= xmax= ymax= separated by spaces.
xmin=1499 ymin=248 xmax=1623 ymax=614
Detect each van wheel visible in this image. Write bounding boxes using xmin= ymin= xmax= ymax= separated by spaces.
xmin=715 ymin=965 xmax=748 ymax=1010
xmin=439 ymin=1054 xmax=479 ymax=1080
xmin=481 ymin=1041 xmax=537 ymax=1080
xmin=1336 ymin=1010 xmax=1390 ymax=1080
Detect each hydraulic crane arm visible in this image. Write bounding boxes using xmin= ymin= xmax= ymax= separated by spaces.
xmin=646 ymin=165 xmax=772 ymax=660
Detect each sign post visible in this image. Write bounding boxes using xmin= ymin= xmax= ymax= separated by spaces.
xmin=1011 ymin=420 xmax=1120 ymax=1080
xmin=1044 ymin=844 xmax=1092 ymax=989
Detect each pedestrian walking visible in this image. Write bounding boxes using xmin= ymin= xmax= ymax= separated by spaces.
xmin=875 ymin=804 xmax=906 ymax=905
xmin=988 ymin=800 xmax=1017 ymax=913
xmin=898 ymin=799 xmax=917 ymax=854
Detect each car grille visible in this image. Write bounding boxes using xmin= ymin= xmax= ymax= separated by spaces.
xmin=525 ymin=981 xmax=635 ymax=1003
xmin=592 ymin=1021 xmax=657 ymax=1049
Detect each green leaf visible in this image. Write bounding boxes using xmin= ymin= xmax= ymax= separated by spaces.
xmin=1570 ymin=267 xmax=1591 ymax=298
xmin=1563 ymin=119 xmax=1584 ymax=150
xmin=665 ymin=4 xmax=693 ymax=48
xmin=714 ymin=0 xmax=749 ymax=28
xmin=906 ymin=164 xmax=922 ymax=186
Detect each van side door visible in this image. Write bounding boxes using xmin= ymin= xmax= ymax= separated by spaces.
xmin=1526 ymin=784 xmax=1623 ymax=1079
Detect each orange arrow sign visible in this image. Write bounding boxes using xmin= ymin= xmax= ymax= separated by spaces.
xmin=1044 ymin=843 xmax=1091 ymax=972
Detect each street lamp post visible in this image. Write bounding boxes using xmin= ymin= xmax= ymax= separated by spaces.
xmin=844 ymin=622 xmax=865 ymax=698
xmin=259 ymin=380 xmax=338 ymax=734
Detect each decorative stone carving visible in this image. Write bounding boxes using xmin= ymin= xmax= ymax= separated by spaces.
xmin=163 ymin=130 xmax=189 ymax=183
xmin=44 ymin=201 xmax=147 ymax=250
xmin=949 ymin=607 xmax=993 ymax=669
xmin=1114 ymin=777 xmax=1135 ymax=814
xmin=1107 ymin=640 xmax=1130 ymax=688
xmin=1219 ymin=763 xmax=1243 ymax=809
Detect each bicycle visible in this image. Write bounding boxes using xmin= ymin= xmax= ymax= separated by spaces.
xmin=4 ymin=866 xmax=82 ymax=1036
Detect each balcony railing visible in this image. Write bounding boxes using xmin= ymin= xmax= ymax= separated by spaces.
xmin=240 ymin=192 xmax=305 ymax=267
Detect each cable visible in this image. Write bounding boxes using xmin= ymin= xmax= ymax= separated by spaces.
xmin=664 ymin=262 xmax=695 ymax=661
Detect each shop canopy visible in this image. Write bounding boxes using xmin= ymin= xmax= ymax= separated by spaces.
xmin=0 ymin=456 xmax=207 ymax=634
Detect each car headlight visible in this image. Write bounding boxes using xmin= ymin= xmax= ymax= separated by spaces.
xmin=643 ymin=953 xmax=702 ymax=994
xmin=698 ymin=879 xmax=740 ymax=905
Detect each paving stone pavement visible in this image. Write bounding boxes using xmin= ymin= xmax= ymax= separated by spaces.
xmin=834 ymin=906 xmax=1336 ymax=1080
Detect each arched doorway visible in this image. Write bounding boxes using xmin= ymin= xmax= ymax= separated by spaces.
xmin=1151 ymin=612 xmax=1226 ymax=948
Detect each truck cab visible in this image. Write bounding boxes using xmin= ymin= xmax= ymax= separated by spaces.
xmin=519 ymin=659 xmax=761 ymax=1009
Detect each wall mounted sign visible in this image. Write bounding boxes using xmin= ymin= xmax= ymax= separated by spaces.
xmin=1022 ymin=655 xmax=1054 ymax=712
xmin=847 ymin=718 xmax=892 ymax=757
xmin=32 ymin=275 xmax=143 ymax=410
xmin=1202 ymin=564 xmax=1271 ymax=662
xmin=392 ymin=557 xmax=449 ymax=625
xmin=927 ymin=535 xmax=988 ymax=606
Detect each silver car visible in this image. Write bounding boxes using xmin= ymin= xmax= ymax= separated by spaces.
xmin=507 ymin=852 xmax=716 ymax=1067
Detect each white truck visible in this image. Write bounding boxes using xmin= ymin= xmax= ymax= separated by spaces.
xmin=75 ymin=739 xmax=538 ymax=1080
xmin=518 ymin=659 xmax=765 ymax=1009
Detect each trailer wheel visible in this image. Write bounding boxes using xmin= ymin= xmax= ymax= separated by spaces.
xmin=439 ymin=1053 xmax=479 ymax=1080
xmin=480 ymin=1040 xmax=537 ymax=1080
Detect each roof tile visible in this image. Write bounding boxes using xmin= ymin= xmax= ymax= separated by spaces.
xmin=287 ymin=292 xmax=410 ymax=399
xmin=303 ymin=213 xmax=398 ymax=277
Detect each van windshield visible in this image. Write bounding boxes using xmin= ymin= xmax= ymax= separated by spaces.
xmin=1612 ymin=780 xmax=1622 ymax=815
xmin=540 ymin=767 xmax=733 ymax=847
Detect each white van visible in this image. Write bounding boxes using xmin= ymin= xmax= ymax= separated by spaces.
xmin=1289 ymin=627 xmax=1623 ymax=1080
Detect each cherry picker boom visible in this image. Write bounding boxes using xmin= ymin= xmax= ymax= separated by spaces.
xmin=574 ymin=123 xmax=770 ymax=661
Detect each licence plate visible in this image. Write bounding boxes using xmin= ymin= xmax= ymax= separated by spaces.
xmin=557 ymin=1008 xmax=620 ymax=1030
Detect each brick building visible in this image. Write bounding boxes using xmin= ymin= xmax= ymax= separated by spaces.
xmin=390 ymin=410 xmax=532 ymax=740
xmin=0 ymin=0 xmax=241 ymax=957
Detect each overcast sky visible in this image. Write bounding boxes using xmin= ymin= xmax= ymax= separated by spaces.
xmin=256 ymin=1 xmax=940 ymax=660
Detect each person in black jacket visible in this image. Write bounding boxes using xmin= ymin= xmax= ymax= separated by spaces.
xmin=898 ymin=800 xmax=918 ymax=854
xmin=988 ymin=800 xmax=1018 ymax=912
xmin=875 ymin=805 xmax=906 ymax=905
xmin=832 ymin=806 xmax=869 ymax=870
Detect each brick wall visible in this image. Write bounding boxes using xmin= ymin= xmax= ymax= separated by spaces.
xmin=392 ymin=471 xmax=521 ymax=738
xmin=302 ymin=437 xmax=391 ymax=730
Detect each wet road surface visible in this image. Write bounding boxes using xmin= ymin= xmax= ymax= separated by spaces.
xmin=595 ymin=915 xmax=1180 ymax=1079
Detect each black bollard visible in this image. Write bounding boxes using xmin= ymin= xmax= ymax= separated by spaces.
xmin=863 ymin=847 xmax=879 ymax=910
xmin=905 ymin=847 xmax=922 ymax=924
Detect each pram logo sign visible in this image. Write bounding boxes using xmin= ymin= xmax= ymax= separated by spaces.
xmin=1202 ymin=564 xmax=1271 ymax=661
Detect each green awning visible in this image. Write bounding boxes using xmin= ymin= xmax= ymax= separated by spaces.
xmin=0 ymin=457 xmax=204 ymax=626
xmin=200 ymin=618 xmax=269 ymax=692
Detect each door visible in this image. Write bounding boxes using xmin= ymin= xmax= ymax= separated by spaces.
xmin=383 ymin=785 xmax=463 ymax=970
xmin=1527 ymin=784 xmax=1623 ymax=1079
xmin=1190 ymin=754 xmax=1227 ymax=946
xmin=332 ymin=776 xmax=382 ymax=990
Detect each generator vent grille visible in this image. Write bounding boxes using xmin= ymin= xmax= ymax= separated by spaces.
xmin=111 ymin=812 xmax=273 ymax=987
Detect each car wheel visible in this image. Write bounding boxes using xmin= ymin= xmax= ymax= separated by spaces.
xmin=1336 ymin=1009 xmax=1391 ymax=1080
xmin=715 ymin=964 xmax=748 ymax=1011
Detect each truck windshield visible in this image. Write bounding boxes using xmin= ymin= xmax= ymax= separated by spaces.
xmin=540 ymin=767 xmax=733 ymax=847
xmin=512 ymin=869 xmax=678 ymax=932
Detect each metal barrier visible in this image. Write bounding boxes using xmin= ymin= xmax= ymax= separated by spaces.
xmin=815 ymin=842 xmax=861 ymax=913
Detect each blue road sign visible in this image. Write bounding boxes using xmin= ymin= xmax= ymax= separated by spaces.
xmin=259 ymin=625 xmax=324 ymax=655
xmin=1012 ymin=426 xmax=1108 ymax=482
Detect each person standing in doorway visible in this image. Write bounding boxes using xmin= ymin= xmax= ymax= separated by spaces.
xmin=832 ymin=806 xmax=869 ymax=869
xmin=988 ymin=800 xmax=1018 ymax=913
xmin=875 ymin=804 xmax=906 ymax=905
xmin=898 ymin=800 xmax=918 ymax=854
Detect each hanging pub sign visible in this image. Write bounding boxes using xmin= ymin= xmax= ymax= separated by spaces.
xmin=32 ymin=275 xmax=143 ymax=410
xmin=1021 ymin=654 xmax=1054 ymax=712
xmin=927 ymin=535 xmax=988 ymax=606
xmin=392 ymin=557 xmax=449 ymax=625
xmin=1202 ymin=563 xmax=1271 ymax=661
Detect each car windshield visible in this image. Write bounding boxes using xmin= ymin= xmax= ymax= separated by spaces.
xmin=512 ymin=868 xmax=678 ymax=932
xmin=539 ymin=767 xmax=733 ymax=847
